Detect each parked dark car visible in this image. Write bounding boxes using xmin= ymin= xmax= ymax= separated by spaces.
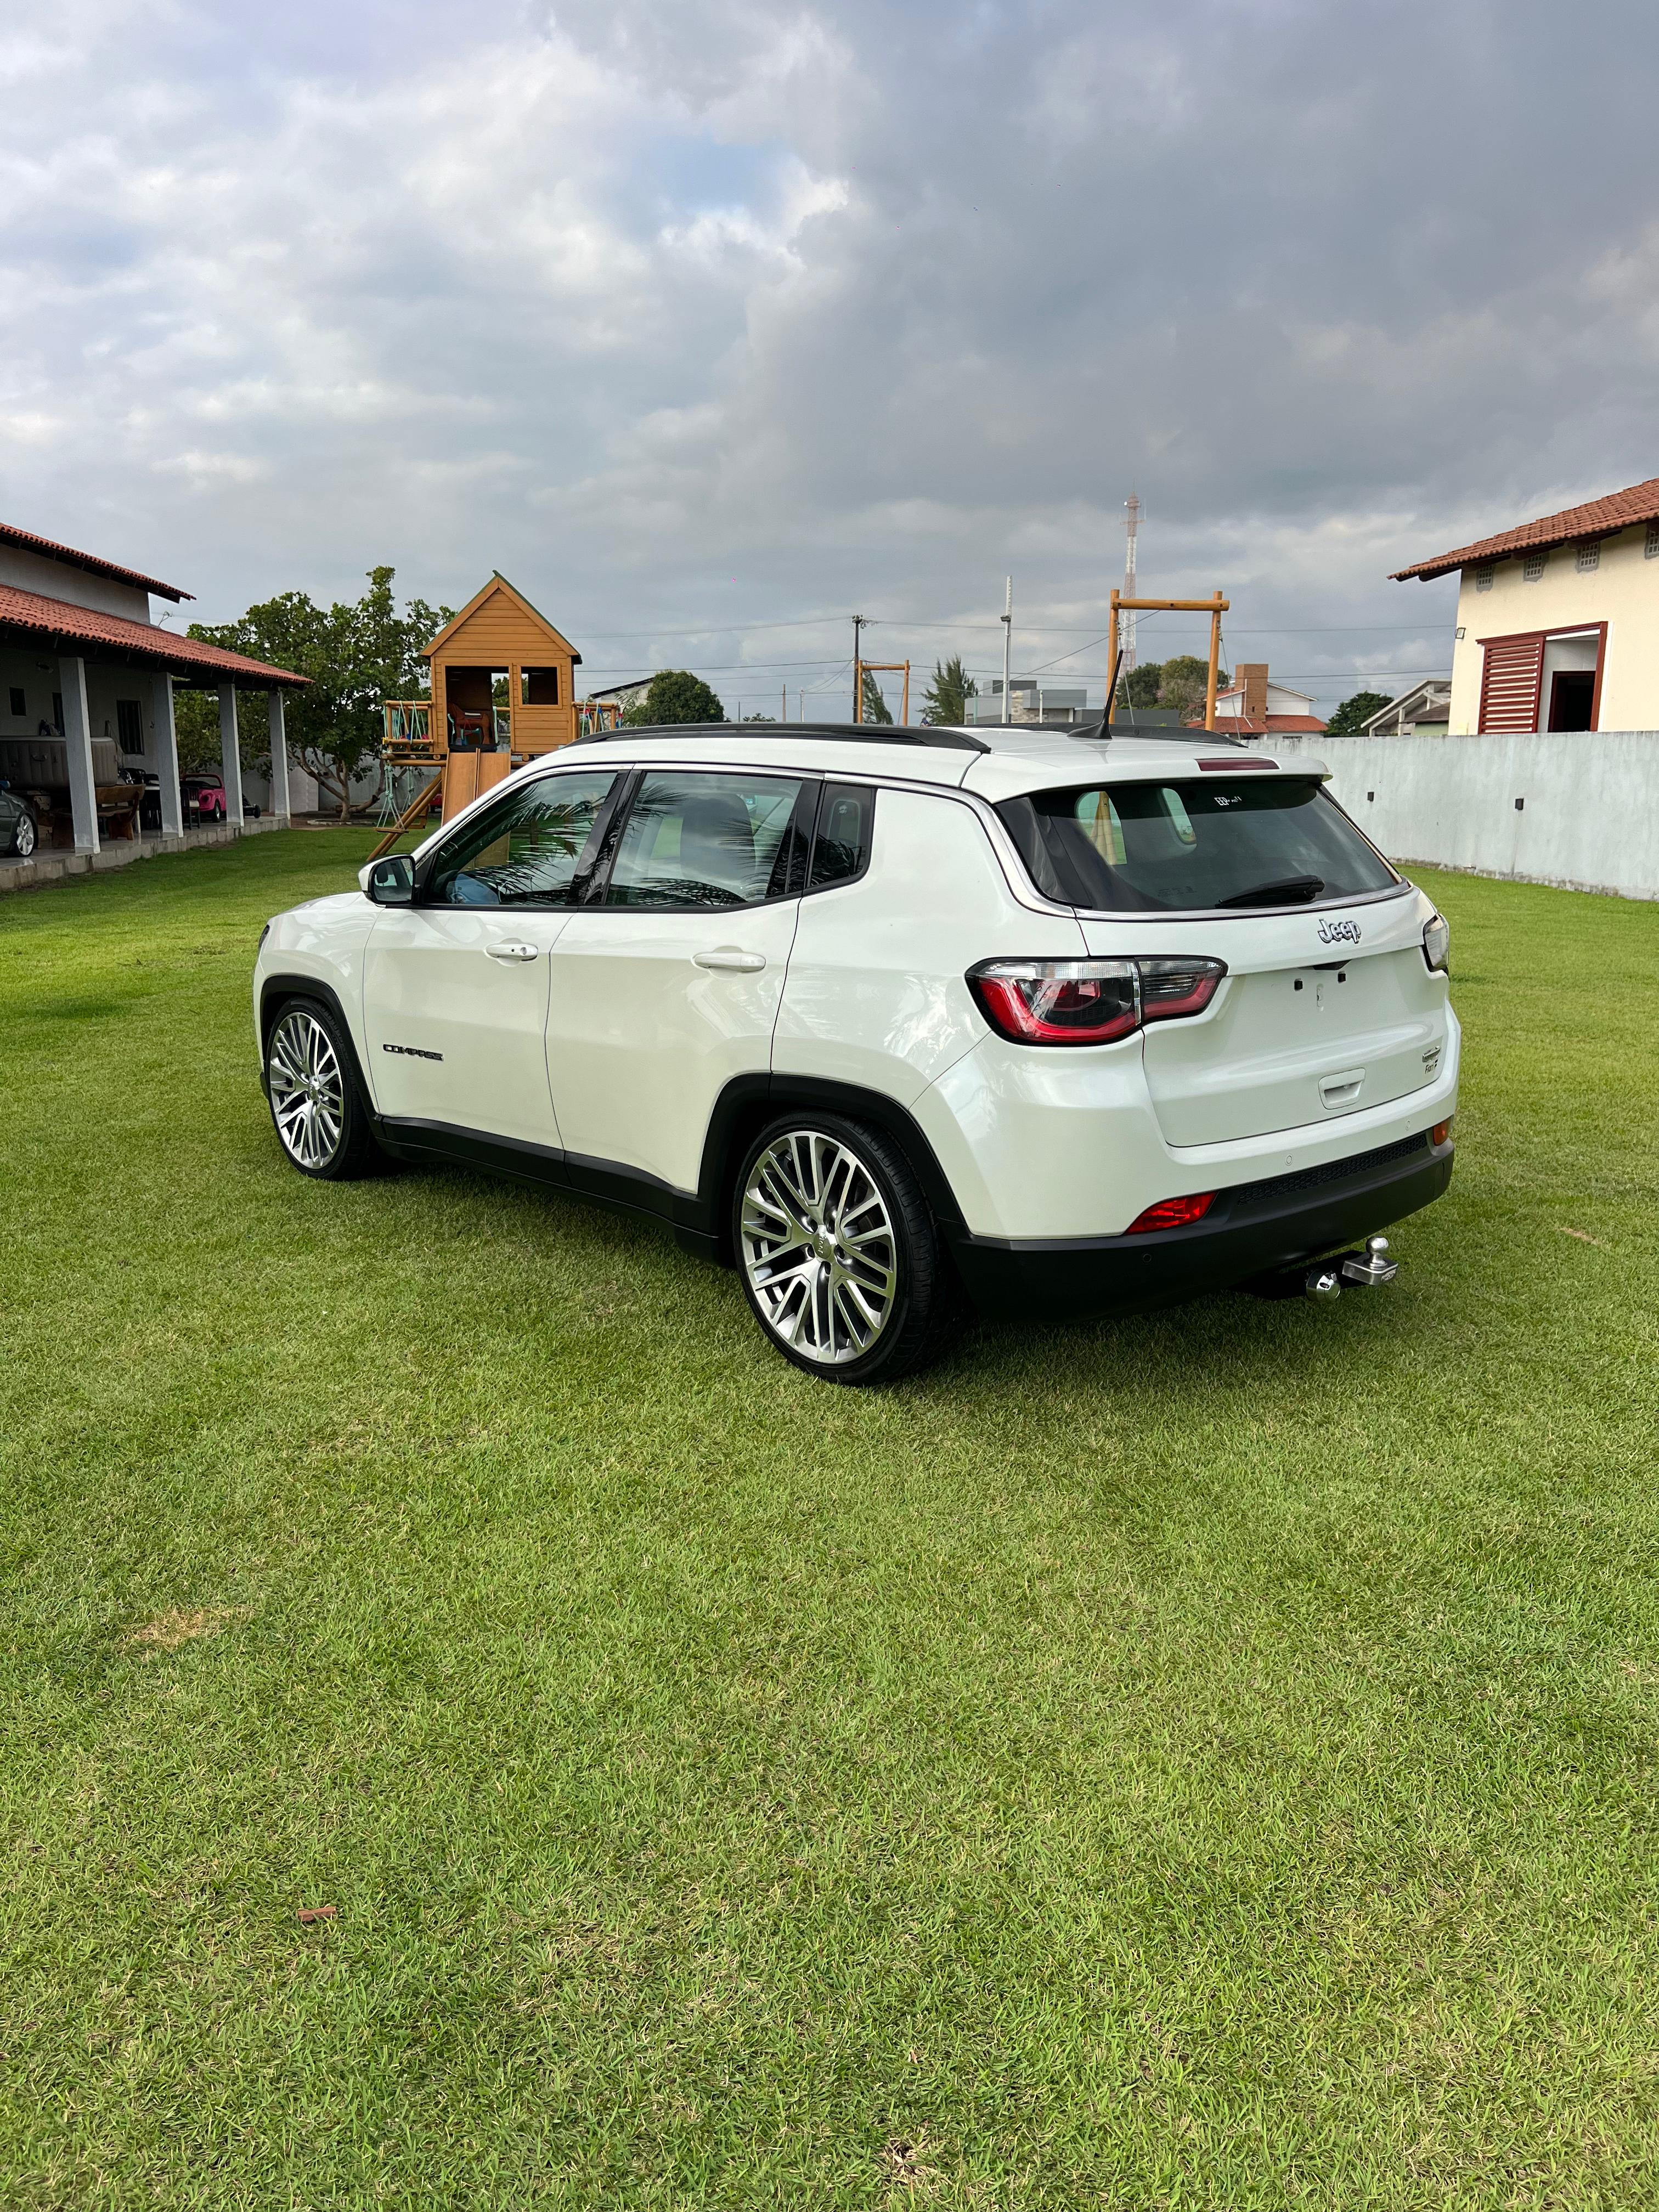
xmin=0 ymin=782 xmax=39 ymax=859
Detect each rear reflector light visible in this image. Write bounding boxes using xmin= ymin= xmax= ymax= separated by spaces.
xmin=1431 ymin=1119 xmax=1452 ymax=1146
xmin=1126 ymin=1191 xmax=1216 ymax=1233
xmin=968 ymin=956 xmax=1226 ymax=1046
xmin=1138 ymin=957 xmax=1227 ymax=1022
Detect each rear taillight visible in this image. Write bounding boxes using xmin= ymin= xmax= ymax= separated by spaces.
xmin=968 ymin=956 xmax=1226 ymax=1047
xmin=1126 ymin=1191 xmax=1216 ymax=1233
xmin=968 ymin=959 xmax=1139 ymax=1045
xmin=1423 ymin=912 xmax=1450 ymax=973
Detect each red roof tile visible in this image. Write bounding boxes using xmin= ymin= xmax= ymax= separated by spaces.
xmin=1392 ymin=476 xmax=1659 ymax=582
xmin=1184 ymin=714 xmax=1328 ymax=735
xmin=0 ymin=583 xmax=307 ymax=687
xmin=0 ymin=521 xmax=191 ymax=602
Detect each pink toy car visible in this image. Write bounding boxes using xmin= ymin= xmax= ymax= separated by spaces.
xmin=181 ymin=772 xmax=228 ymax=822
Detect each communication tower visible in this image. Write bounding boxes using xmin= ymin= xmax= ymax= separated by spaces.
xmin=1120 ymin=492 xmax=1141 ymax=684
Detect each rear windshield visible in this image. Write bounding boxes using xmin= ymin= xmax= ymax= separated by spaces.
xmin=995 ymin=777 xmax=1400 ymax=913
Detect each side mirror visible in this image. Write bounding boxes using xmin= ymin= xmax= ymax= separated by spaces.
xmin=361 ymin=853 xmax=416 ymax=906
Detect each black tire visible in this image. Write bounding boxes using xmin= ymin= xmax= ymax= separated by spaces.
xmin=263 ymin=996 xmax=382 ymax=1181
xmin=731 ymin=1112 xmax=963 ymax=1385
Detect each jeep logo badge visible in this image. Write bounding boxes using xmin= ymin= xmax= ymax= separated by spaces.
xmin=1316 ymin=917 xmax=1362 ymax=947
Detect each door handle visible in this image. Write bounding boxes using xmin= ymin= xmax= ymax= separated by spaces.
xmin=485 ymin=942 xmax=540 ymax=962
xmin=1319 ymin=1067 xmax=1365 ymax=1108
xmin=693 ymin=947 xmax=766 ymax=972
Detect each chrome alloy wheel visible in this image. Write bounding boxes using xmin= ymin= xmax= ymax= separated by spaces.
xmin=14 ymin=810 xmax=36 ymax=859
xmin=268 ymin=1008 xmax=347 ymax=1170
xmin=740 ymin=1129 xmax=898 ymax=1364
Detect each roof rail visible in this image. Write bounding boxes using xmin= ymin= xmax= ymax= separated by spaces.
xmin=572 ymin=719 xmax=990 ymax=754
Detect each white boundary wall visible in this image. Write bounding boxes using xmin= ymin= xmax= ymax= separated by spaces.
xmin=1242 ymin=730 xmax=1659 ymax=902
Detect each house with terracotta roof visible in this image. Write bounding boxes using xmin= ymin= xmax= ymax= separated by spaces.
xmin=1193 ymin=663 xmax=1327 ymax=737
xmin=1392 ymin=476 xmax=1659 ymax=733
xmin=0 ymin=522 xmax=307 ymax=863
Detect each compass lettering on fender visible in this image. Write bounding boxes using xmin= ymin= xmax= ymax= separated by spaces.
xmin=1316 ymin=917 xmax=1362 ymax=947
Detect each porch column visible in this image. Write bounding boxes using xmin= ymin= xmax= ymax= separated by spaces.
xmin=151 ymin=670 xmax=183 ymax=836
xmin=59 ymin=655 xmax=99 ymax=855
xmin=218 ymin=685 xmax=245 ymax=827
xmin=267 ymin=688 xmax=291 ymax=823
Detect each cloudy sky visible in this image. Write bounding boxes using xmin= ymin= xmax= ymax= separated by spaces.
xmin=4 ymin=0 xmax=1658 ymax=716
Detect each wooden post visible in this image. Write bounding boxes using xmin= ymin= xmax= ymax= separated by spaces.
xmin=1107 ymin=591 xmax=1120 ymax=727
xmin=901 ymin=662 xmax=910 ymax=726
xmin=1205 ymin=597 xmax=1223 ymax=732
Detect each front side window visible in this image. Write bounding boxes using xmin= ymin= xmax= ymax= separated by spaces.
xmin=996 ymin=778 xmax=1400 ymax=912
xmin=606 ymin=772 xmax=809 ymax=909
xmin=424 ymin=771 xmax=617 ymax=906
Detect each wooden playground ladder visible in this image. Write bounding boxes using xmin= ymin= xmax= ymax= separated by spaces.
xmin=366 ymin=770 xmax=444 ymax=864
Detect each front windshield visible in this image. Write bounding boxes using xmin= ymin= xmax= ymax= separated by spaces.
xmin=995 ymin=777 xmax=1400 ymax=913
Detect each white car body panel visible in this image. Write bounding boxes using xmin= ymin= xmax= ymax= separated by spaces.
xmin=772 ymin=788 xmax=1086 ymax=1106
xmin=545 ymin=896 xmax=802 ymax=1192
xmin=361 ymin=906 xmax=568 ymax=1147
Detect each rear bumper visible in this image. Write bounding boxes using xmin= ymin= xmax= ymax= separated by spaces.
xmin=945 ymin=1128 xmax=1454 ymax=1321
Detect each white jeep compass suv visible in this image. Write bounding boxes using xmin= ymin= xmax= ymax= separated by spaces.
xmin=253 ymin=721 xmax=1458 ymax=1383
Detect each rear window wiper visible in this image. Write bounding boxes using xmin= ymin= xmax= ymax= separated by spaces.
xmin=1215 ymin=874 xmax=1325 ymax=908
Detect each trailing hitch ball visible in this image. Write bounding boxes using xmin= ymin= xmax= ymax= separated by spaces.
xmin=1305 ymin=1236 xmax=1400 ymax=1301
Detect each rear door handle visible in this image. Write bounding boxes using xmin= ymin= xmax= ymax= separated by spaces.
xmin=693 ymin=947 xmax=766 ymax=972
xmin=486 ymin=942 xmax=540 ymax=962
xmin=1319 ymin=1067 xmax=1365 ymax=1108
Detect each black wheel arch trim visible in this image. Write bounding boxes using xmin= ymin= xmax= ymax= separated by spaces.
xmin=259 ymin=973 xmax=373 ymax=1105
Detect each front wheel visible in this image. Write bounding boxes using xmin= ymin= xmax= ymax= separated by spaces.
xmin=732 ymin=1114 xmax=961 ymax=1385
xmin=9 ymin=807 xmax=36 ymax=859
xmin=264 ymin=998 xmax=381 ymax=1180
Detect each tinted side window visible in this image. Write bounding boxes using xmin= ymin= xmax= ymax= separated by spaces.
xmin=808 ymin=782 xmax=875 ymax=893
xmin=425 ymin=771 xmax=617 ymax=906
xmin=606 ymin=772 xmax=809 ymax=909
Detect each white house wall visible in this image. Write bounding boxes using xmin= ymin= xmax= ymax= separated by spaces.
xmin=0 ymin=545 xmax=154 ymax=623
xmin=1245 ymin=730 xmax=1659 ymax=900
xmin=1446 ymin=521 xmax=1659 ymax=731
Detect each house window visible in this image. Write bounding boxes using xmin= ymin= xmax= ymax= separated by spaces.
xmin=1523 ymin=551 xmax=1547 ymax=582
xmin=116 ymin=699 xmax=145 ymax=753
xmin=7 ymin=686 xmax=22 ymax=716
xmin=520 ymin=666 xmax=560 ymax=706
xmin=1646 ymin=521 xmax=1659 ymax=559
xmin=1474 ymin=564 xmax=1494 ymax=591
xmin=1576 ymin=540 xmax=1600 ymax=573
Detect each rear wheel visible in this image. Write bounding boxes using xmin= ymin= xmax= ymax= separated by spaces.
xmin=264 ymin=998 xmax=380 ymax=1180
xmin=733 ymin=1114 xmax=961 ymax=1384
xmin=9 ymin=806 xmax=36 ymax=859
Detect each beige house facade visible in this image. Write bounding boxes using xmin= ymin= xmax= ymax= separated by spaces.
xmin=1393 ymin=477 xmax=1659 ymax=734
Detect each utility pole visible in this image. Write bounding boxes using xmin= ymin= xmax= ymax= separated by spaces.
xmin=852 ymin=614 xmax=866 ymax=722
xmin=1001 ymin=577 xmax=1012 ymax=725
xmin=1121 ymin=492 xmax=1141 ymax=690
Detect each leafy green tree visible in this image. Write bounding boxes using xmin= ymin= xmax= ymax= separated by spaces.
xmin=188 ymin=567 xmax=452 ymax=820
xmin=859 ymin=669 xmax=894 ymax=725
xmin=1158 ymin=654 xmax=1229 ymax=721
xmin=1325 ymin=689 xmax=1392 ymax=735
xmin=1114 ymin=659 xmax=1164 ymax=709
xmin=921 ymin=654 xmax=977 ymax=725
xmin=621 ymin=669 xmax=726 ymax=725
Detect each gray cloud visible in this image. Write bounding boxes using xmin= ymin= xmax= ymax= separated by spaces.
xmin=3 ymin=0 xmax=1657 ymax=709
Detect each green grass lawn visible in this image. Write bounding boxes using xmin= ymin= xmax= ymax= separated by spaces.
xmin=3 ymin=832 xmax=1658 ymax=2209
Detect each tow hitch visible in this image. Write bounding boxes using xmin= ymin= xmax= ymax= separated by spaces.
xmin=1307 ymin=1235 xmax=1398 ymax=1301
xmin=1248 ymin=1236 xmax=1400 ymax=1302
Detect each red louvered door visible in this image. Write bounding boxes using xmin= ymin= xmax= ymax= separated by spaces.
xmin=1478 ymin=632 xmax=1544 ymax=731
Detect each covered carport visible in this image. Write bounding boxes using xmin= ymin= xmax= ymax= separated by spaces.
xmin=0 ymin=580 xmax=307 ymax=861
